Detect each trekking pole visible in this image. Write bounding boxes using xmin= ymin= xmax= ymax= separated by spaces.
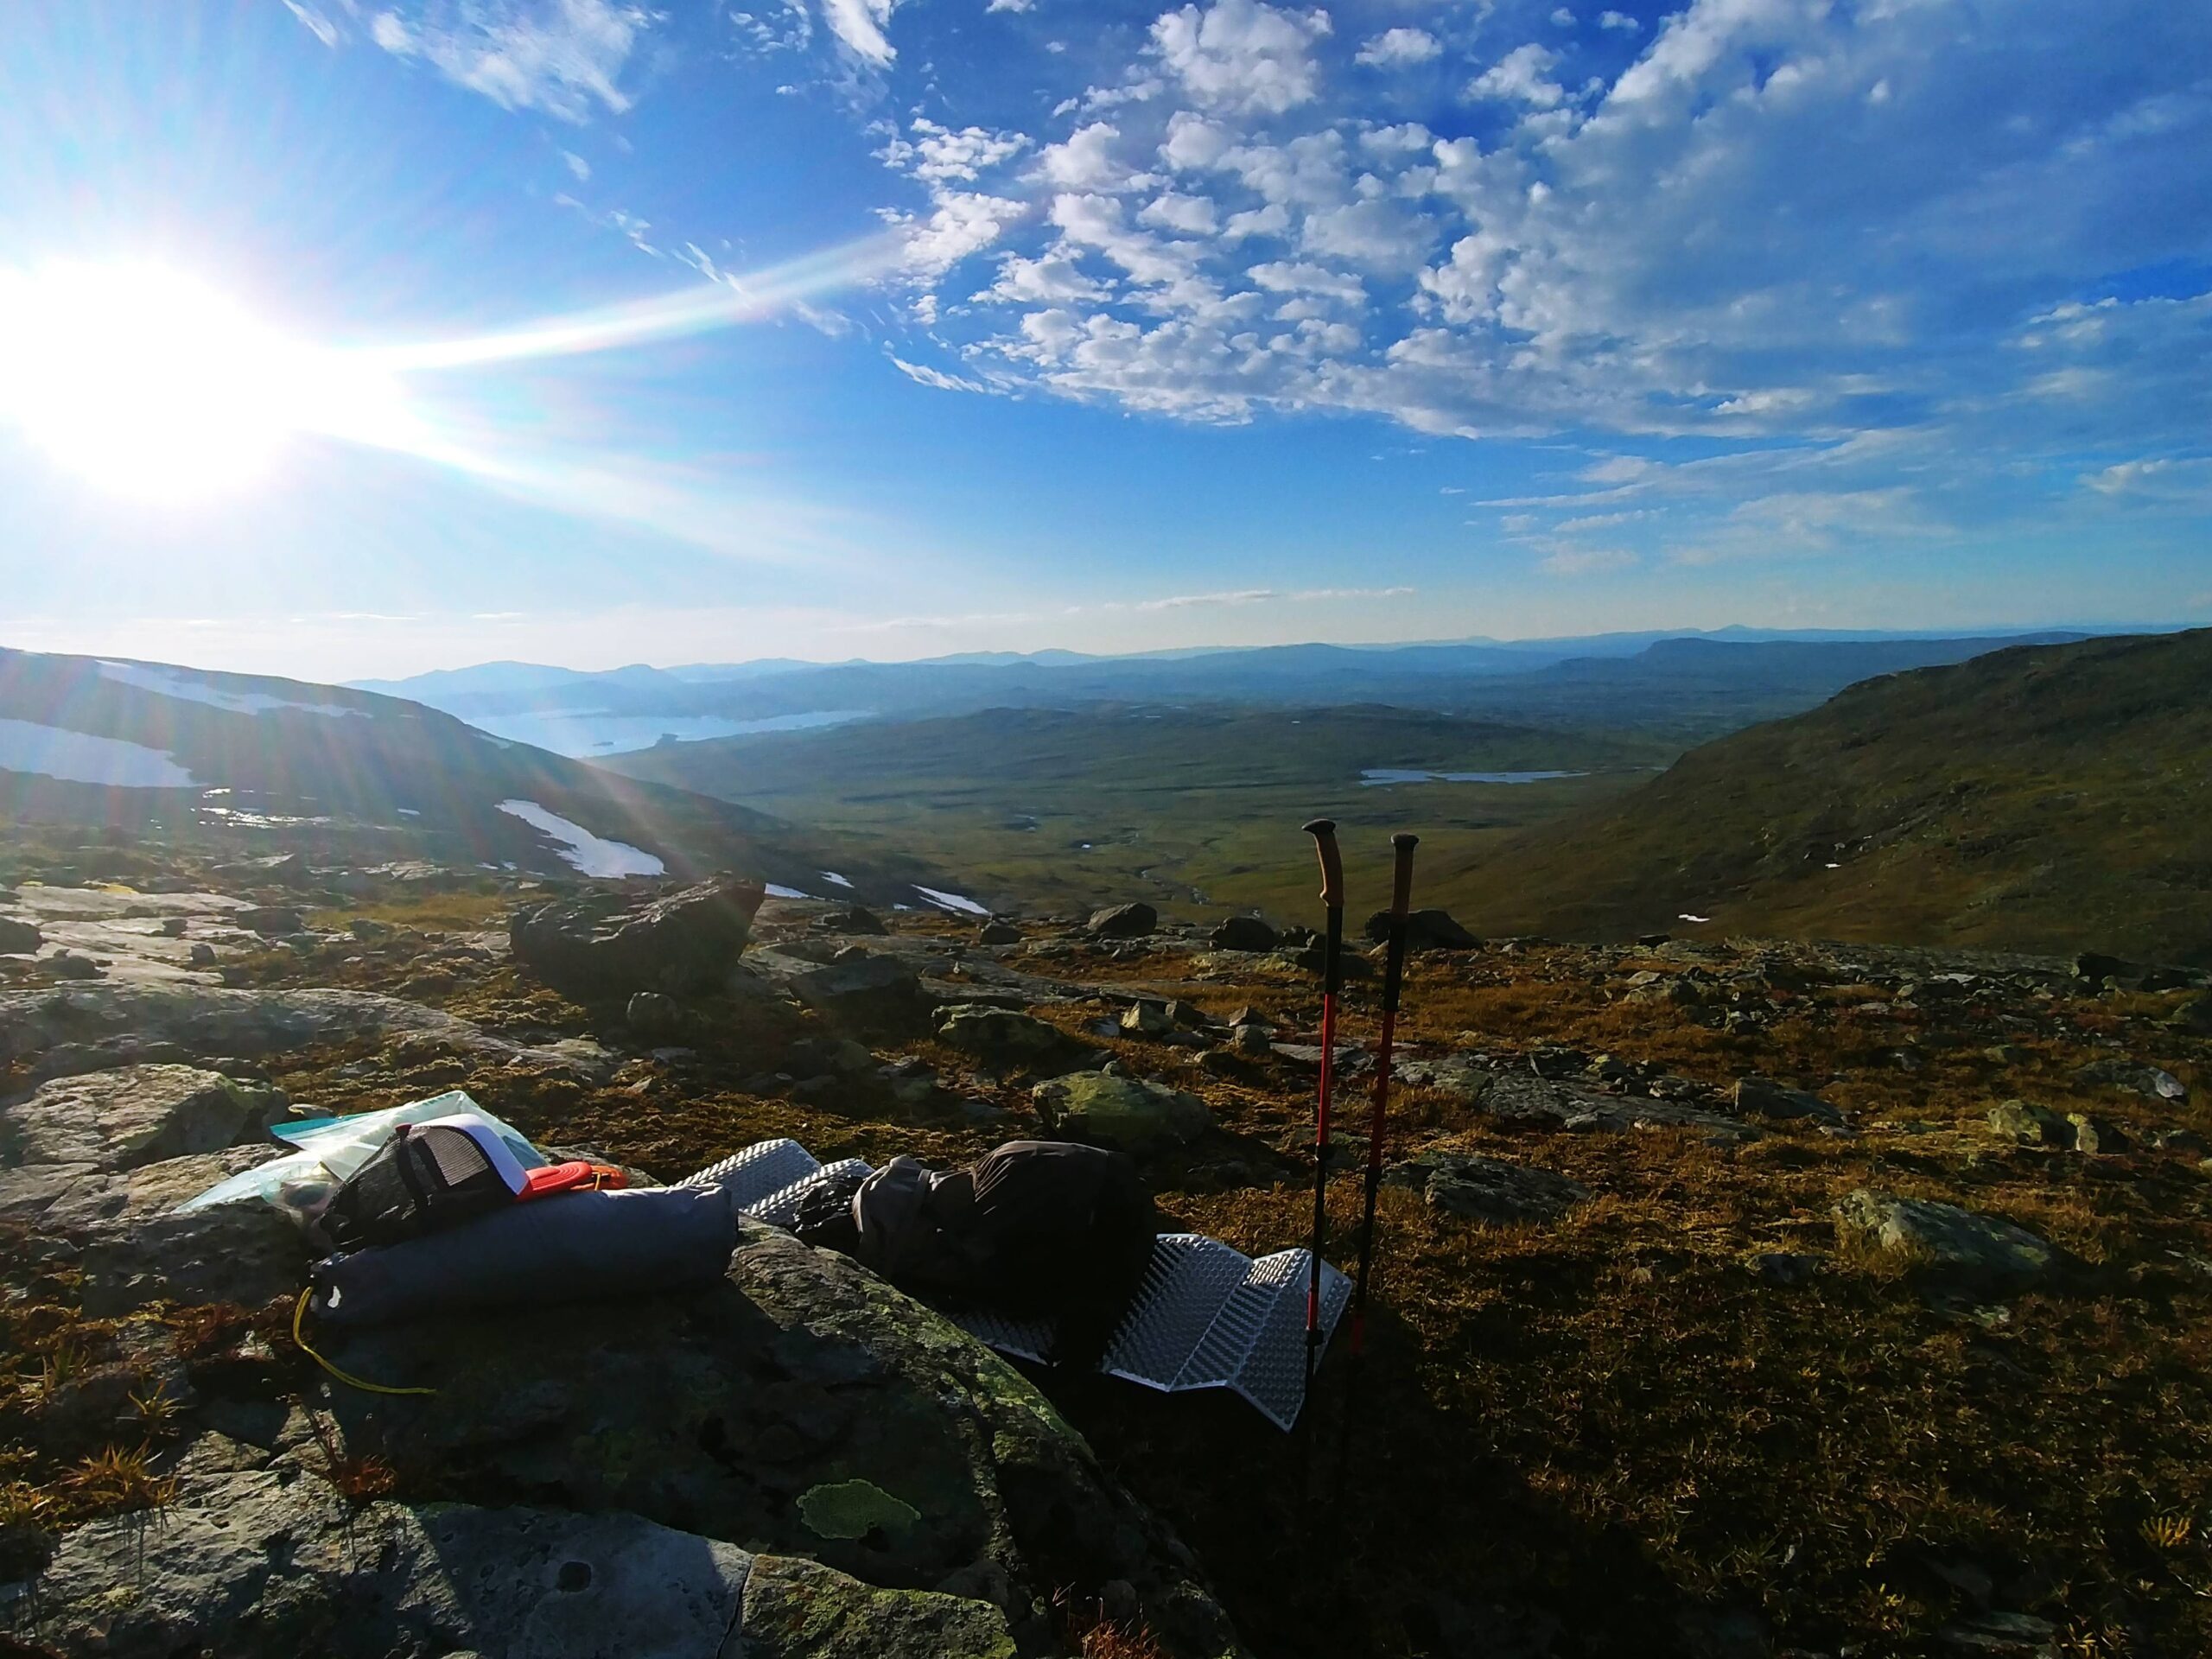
xmin=1330 ymin=832 xmax=1417 ymax=1505
xmin=1299 ymin=817 xmax=1345 ymax=1421
xmin=1351 ymin=834 xmax=1417 ymax=1357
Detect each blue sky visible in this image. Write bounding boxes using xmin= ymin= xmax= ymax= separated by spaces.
xmin=0 ymin=0 xmax=2207 ymax=678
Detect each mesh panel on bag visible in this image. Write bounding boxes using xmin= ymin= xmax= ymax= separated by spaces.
xmin=322 ymin=1125 xmax=515 ymax=1251
xmin=420 ymin=1125 xmax=499 ymax=1187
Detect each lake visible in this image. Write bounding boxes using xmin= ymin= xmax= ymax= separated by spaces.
xmin=1360 ymin=768 xmax=1586 ymax=786
xmin=461 ymin=709 xmax=869 ymax=757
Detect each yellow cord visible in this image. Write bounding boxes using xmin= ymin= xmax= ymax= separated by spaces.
xmin=291 ymin=1287 xmax=438 ymax=1397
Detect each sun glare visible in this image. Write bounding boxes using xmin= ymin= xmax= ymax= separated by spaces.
xmin=0 ymin=262 xmax=403 ymax=502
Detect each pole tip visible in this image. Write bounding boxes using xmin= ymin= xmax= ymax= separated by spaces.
xmin=1301 ymin=817 xmax=1337 ymax=837
xmin=1391 ymin=832 xmax=1420 ymax=851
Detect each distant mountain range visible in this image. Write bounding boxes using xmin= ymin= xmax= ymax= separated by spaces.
xmin=352 ymin=626 xmax=2126 ymax=755
xmin=1441 ymin=629 xmax=2212 ymax=963
xmin=0 ymin=649 xmax=969 ymax=908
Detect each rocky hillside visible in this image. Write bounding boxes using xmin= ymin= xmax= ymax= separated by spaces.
xmin=1443 ymin=629 xmax=2212 ymax=963
xmin=2 ymin=833 xmax=2209 ymax=1656
xmin=0 ymin=647 xmax=976 ymax=911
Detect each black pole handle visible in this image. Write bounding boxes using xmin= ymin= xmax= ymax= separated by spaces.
xmin=1303 ymin=818 xmax=1344 ymax=910
xmin=1388 ymin=832 xmax=1418 ymax=922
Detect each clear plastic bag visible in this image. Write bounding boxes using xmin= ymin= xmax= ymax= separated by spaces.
xmin=178 ymin=1090 xmax=545 ymax=1224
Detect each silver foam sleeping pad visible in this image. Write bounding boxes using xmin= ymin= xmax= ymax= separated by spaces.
xmin=683 ymin=1138 xmax=1350 ymax=1430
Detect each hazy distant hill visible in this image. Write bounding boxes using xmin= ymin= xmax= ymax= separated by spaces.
xmin=0 ymin=650 xmax=967 ymax=907
xmin=362 ymin=629 xmax=2096 ymax=753
xmin=1443 ymin=630 xmax=2212 ymax=963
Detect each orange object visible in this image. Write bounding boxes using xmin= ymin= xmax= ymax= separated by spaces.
xmin=516 ymin=1161 xmax=628 ymax=1201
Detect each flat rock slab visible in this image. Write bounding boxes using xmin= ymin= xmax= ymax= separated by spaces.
xmin=10 ymin=1466 xmax=772 ymax=1659
xmin=1385 ymin=1153 xmax=1589 ymax=1224
xmin=0 ymin=1063 xmax=286 ymax=1172
xmin=0 ymin=1144 xmax=276 ymax=1236
xmin=1834 ymin=1189 xmax=2059 ymax=1287
xmin=79 ymin=1201 xmax=312 ymax=1317
xmin=1394 ymin=1058 xmax=1755 ymax=1141
xmin=0 ymin=983 xmax=613 ymax=1077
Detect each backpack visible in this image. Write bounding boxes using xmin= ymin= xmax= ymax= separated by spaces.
xmin=319 ymin=1115 xmax=527 ymax=1252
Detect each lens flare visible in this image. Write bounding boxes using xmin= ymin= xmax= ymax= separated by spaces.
xmin=0 ymin=262 xmax=407 ymax=502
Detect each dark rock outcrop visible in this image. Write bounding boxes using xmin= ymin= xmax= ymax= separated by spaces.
xmin=1088 ymin=902 xmax=1158 ymax=939
xmin=1364 ymin=908 xmax=1480 ymax=950
xmin=512 ymin=876 xmax=766 ymax=1000
xmin=1208 ymin=916 xmax=1278 ymax=953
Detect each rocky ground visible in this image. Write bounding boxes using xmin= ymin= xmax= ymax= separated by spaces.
xmin=0 ymin=835 xmax=2208 ymax=1657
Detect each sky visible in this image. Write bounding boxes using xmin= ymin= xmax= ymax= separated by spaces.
xmin=0 ymin=0 xmax=2207 ymax=680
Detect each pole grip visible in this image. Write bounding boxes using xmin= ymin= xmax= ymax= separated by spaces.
xmin=1303 ymin=818 xmax=1344 ymax=909
xmin=1389 ymin=832 xmax=1419 ymax=918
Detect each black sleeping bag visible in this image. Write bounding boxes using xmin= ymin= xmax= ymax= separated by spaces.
xmin=312 ymin=1185 xmax=737 ymax=1329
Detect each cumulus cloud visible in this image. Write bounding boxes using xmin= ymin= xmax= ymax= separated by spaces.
xmin=368 ymin=0 xmax=652 ymax=120
xmin=1356 ymin=28 xmax=1440 ymax=69
xmin=1466 ymin=43 xmax=1565 ymax=108
xmin=843 ymin=0 xmax=2212 ymax=542
xmin=1152 ymin=0 xmax=1332 ymax=117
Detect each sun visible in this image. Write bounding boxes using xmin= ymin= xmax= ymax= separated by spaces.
xmin=0 ymin=261 xmax=401 ymax=502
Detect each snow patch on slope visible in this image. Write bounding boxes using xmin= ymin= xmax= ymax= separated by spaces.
xmin=913 ymin=885 xmax=989 ymax=916
xmin=98 ymin=660 xmax=366 ymax=719
xmin=0 ymin=720 xmax=196 ymax=787
xmin=495 ymin=799 xmax=666 ymax=879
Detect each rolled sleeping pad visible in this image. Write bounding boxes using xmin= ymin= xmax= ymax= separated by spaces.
xmin=311 ymin=1185 xmax=737 ymax=1330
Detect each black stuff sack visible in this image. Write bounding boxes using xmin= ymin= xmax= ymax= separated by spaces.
xmin=318 ymin=1116 xmax=528 ymax=1253
xmin=312 ymin=1184 xmax=737 ymax=1330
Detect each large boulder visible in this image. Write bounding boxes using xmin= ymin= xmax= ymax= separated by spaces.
xmin=1208 ymin=916 xmax=1277 ymax=953
xmin=1032 ymin=1071 xmax=1211 ymax=1152
xmin=12 ymin=1465 xmax=1016 ymax=1659
xmin=1986 ymin=1098 xmax=2071 ymax=1147
xmin=1088 ymin=903 xmax=1157 ymax=940
xmin=78 ymin=1201 xmax=312 ymax=1316
xmin=308 ymin=1222 xmax=1238 ymax=1656
xmin=933 ymin=1003 xmax=1077 ymax=1070
xmin=511 ymin=876 xmax=766 ymax=1001
xmin=0 ymin=1144 xmax=276 ymax=1236
xmin=1834 ymin=1189 xmax=2059 ymax=1286
xmin=0 ymin=916 xmax=41 ymax=955
xmin=749 ymin=946 xmax=924 ymax=1025
xmin=0 ymin=1064 xmax=287 ymax=1173
xmin=1364 ymin=908 xmax=1480 ymax=950
xmin=1732 ymin=1076 xmax=1846 ymax=1128
xmin=1384 ymin=1153 xmax=1588 ymax=1224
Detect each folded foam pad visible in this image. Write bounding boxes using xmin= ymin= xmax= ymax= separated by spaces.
xmin=682 ymin=1140 xmax=1350 ymax=1430
xmin=314 ymin=1184 xmax=736 ymax=1329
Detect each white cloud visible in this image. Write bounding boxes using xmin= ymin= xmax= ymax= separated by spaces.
xmin=891 ymin=191 xmax=1028 ymax=281
xmin=1356 ymin=28 xmax=1440 ymax=69
xmin=1550 ymin=7 xmax=1574 ymax=26
xmin=987 ymin=0 xmax=1033 ymax=11
xmin=283 ymin=1 xmax=341 ymax=48
xmin=977 ymin=250 xmax=1112 ymax=302
xmin=1040 ymin=122 xmax=1140 ymax=191
xmin=883 ymin=118 xmax=1030 ymax=184
xmin=368 ymin=0 xmax=652 ymax=121
xmin=1140 ymin=191 xmax=1221 ymax=233
xmin=562 ymin=149 xmax=591 ymax=181
xmin=889 ymin=354 xmax=993 ymax=392
xmin=1152 ymin=0 xmax=1332 ymax=117
xmin=1467 ymin=43 xmax=1565 ymax=108
xmin=823 ymin=0 xmax=897 ymax=65
xmin=1599 ymin=10 xmax=1639 ymax=31
xmin=1540 ymin=547 xmax=1639 ymax=575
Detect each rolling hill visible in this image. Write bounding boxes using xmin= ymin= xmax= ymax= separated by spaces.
xmin=1440 ymin=629 xmax=2212 ymax=963
xmin=0 ymin=649 xmax=972 ymax=909
xmin=364 ymin=630 xmax=2094 ymax=753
